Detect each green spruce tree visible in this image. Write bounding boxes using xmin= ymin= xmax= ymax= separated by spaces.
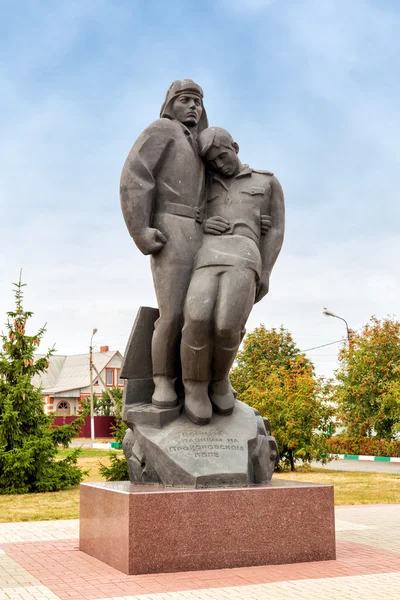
xmin=0 ymin=275 xmax=84 ymax=494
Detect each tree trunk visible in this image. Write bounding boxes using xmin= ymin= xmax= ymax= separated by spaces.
xmin=289 ymin=450 xmax=295 ymax=471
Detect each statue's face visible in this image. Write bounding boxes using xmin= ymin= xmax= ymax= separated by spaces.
xmin=172 ymin=93 xmax=202 ymax=127
xmin=205 ymin=143 xmax=239 ymax=177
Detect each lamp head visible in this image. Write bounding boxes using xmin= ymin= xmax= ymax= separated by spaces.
xmin=323 ymin=307 xmax=336 ymax=318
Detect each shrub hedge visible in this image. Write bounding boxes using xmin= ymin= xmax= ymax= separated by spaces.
xmin=326 ymin=437 xmax=400 ymax=457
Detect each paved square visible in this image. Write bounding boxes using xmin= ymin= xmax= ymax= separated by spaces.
xmin=0 ymin=504 xmax=399 ymax=599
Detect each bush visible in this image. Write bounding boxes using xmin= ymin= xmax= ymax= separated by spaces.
xmin=109 ymin=387 xmax=128 ymax=444
xmin=98 ymin=389 xmax=129 ymax=480
xmin=99 ymin=451 xmax=129 ymax=481
xmin=80 ymin=387 xmax=127 ymax=444
xmin=326 ymin=437 xmax=400 ymax=457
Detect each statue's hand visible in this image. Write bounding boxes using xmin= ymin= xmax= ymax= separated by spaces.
xmin=255 ymin=274 xmax=270 ymax=304
xmin=203 ymin=216 xmax=230 ymax=235
xmin=135 ymin=228 xmax=167 ymax=255
xmin=260 ymin=214 xmax=272 ymax=235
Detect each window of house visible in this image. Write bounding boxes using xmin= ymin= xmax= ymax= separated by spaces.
xmin=117 ymin=369 xmax=124 ymax=386
xmin=57 ymin=401 xmax=70 ymax=416
xmin=106 ymin=369 xmax=114 ymax=386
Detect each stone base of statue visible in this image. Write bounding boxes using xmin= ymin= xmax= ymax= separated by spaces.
xmin=79 ymin=480 xmax=336 ymax=575
xmin=120 ymin=306 xmax=278 ymax=487
xmin=123 ymin=399 xmax=277 ymax=487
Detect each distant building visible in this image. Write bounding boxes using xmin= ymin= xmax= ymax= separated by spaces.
xmin=32 ymin=346 xmax=124 ymax=415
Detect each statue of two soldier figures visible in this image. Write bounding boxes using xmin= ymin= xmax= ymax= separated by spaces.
xmin=119 ymin=79 xmax=284 ymax=487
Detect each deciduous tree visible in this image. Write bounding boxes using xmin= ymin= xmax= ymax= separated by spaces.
xmin=230 ymin=325 xmax=334 ymax=470
xmin=335 ymin=316 xmax=400 ymax=439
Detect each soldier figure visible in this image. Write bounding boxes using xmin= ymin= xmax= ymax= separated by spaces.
xmin=120 ymin=80 xmax=208 ymax=409
xmin=181 ymin=127 xmax=285 ymax=425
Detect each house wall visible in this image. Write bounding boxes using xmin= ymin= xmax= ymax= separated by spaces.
xmin=43 ymin=396 xmax=80 ymax=416
xmin=80 ymin=358 xmax=124 ymax=397
xmin=106 ymin=354 xmax=123 ymax=369
xmin=55 ymin=397 xmax=80 ymax=415
xmin=40 ymin=351 xmax=124 ymax=416
xmin=43 ymin=396 xmax=53 ymax=415
xmin=103 ymin=354 xmax=124 ymax=388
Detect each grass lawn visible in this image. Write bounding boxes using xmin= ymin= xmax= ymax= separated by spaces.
xmin=1 ymin=451 xmax=399 ymax=522
xmin=274 ymin=468 xmax=400 ymax=505
xmin=0 ymin=448 xmax=119 ymax=523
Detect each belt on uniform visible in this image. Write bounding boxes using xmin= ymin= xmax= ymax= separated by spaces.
xmin=221 ymin=224 xmax=260 ymax=245
xmin=164 ymin=202 xmax=204 ymax=224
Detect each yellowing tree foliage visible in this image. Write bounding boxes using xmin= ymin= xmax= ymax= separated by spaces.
xmin=230 ymin=325 xmax=334 ymax=470
xmin=335 ymin=316 xmax=400 ymax=439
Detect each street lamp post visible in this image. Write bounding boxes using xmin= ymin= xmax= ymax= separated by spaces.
xmin=89 ymin=328 xmax=98 ymax=441
xmin=323 ymin=308 xmax=352 ymax=344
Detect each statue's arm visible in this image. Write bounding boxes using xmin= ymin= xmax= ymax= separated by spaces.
xmin=255 ymin=176 xmax=285 ymax=303
xmin=202 ymin=174 xmax=230 ymax=235
xmin=120 ymin=125 xmax=172 ymax=255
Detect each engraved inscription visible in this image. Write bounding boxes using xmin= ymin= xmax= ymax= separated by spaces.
xmin=168 ymin=432 xmax=245 ymax=459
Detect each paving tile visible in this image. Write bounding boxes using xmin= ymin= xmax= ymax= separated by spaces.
xmin=90 ymin=572 xmax=400 ymax=598
xmin=0 ymin=521 xmax=79 ymax=545
xmin=3 ymin=537 xmax=400 ymax=599
xmin=336 ymin=504 xmax=400 ymax=554
xmin=1 ymin=504 xmax=399 ymax=599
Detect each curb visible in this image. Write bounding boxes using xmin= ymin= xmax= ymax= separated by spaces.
xmin=92 ymin=442 xmax=122 ymax=450
xmin=333 ymin=454 xmax=400 ymax=463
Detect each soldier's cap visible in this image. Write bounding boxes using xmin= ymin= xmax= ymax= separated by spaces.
xmin=198 ymin=127 xmax=236 ymax=157
xmin=160 ymin=79 xmax=209 ymax=132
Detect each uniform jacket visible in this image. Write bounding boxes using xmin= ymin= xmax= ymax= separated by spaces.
xmin=195 ymin=165 xmax=285 ymax=278
xmin=120 ymin=118 xmax=206 ymax=244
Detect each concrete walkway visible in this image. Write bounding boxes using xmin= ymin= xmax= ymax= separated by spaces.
xmin=313 ymin=458 xmax=400 ymax=473
xmin=1 ymin=504 xmax=399 ymax=599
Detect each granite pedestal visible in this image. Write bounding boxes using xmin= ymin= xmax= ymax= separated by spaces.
xmin=79 ymin=480 xmax=336 ymax=575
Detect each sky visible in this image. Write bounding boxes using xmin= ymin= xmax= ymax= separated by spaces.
xmin=1 ymin=0 xmax=400 ymax=379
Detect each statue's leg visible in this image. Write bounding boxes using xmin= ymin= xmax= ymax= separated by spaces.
xmin=151 ymin=258 xmax=193 ymax=408
xmin=181 ymin=267 xmax=219 ymax=425
xmin=211 ymin=268 xmax=257 ymax=414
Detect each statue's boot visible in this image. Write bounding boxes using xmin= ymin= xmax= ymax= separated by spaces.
xmin=184 ymin=380 xmax=212 ymax=425
xmin=209 ymin=377 xmax=235 ymax=415
xmin=152 ymin=375 xmax=178 ymax=408
xmin=181 ymin=340 xmax=212 ymax=425
xmin=210 ymin=341 xmax=240 ymax=416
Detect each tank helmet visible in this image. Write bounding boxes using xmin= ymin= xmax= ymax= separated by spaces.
xmin=160 ymin=79 xmax=209 ymax=132
xmin=198 ymin=127 xmax=236 ymax=157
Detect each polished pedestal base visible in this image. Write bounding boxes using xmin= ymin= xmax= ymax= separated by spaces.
xmin=79 ymin=480 xmax=336 ymax=575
